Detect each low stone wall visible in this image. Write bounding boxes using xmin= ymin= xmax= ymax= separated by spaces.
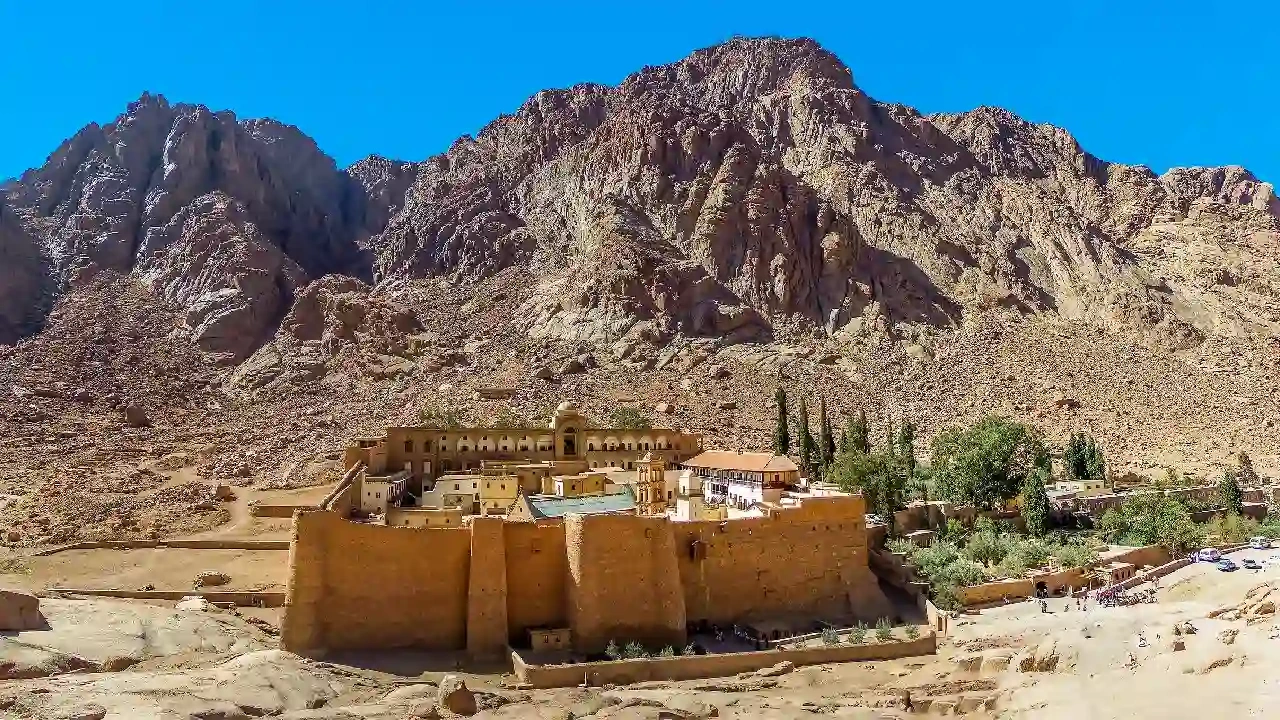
xmin=250 ymin=504 xmax=319 ymax=518
xmin=1113 ymin=558 xmax=1192 ymax=591
xmin=1102 ymin=545 xmax=1171 ymax=569
xmin=49 ymin=588 xmax=286 ymax=607
xmin=955 ymin=578 xmax=1034 ymax=606
xmin=511 ymin=634 xmax=937 ymax=689
xmin=32 ymin=539 xmax=290 ymax=556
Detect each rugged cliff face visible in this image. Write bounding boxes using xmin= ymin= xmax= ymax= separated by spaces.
xmin=0 ymin=200 xmax=52 ymax=345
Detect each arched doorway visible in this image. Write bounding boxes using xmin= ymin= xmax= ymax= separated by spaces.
xmin=563 ymin=427 xmax=577 ymax=457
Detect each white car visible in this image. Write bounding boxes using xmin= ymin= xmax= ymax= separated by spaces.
xmin=1251 ymin=536 xmax=1272 ymax=550
xmin=1198 ymin=548 xmax=1222 ymax=562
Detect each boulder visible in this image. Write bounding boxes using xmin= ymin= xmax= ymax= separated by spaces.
xmin=0 ymin=589 xmax=41 ymax=630
xmin=1218 ymin=628 xmax=1239 ymax=646
xmin=533 ymin=365 xmax=555 ymax=381
xmin=707 ymin=364 xmax=730 ymax=379
xmin=716 ymin=400 xmax=737 ymax=410
xmin=122 ymin=405 xmax=151 ymax=428
xmin=437 ymin=675 xmax=477 ymax=716
xmin=176 ymin=596 xmax=213 ymax=612
xmin=754 ymin=660 xmax=794 ymax=677
xmin=410 ymin=702 xmax=442 ymax=718
xmin=655 ymin=403 xmax=674 ymax=414
xmin=1170 ymin=638 xmax=1186 ymax=652
xmin=560 ymin=358 xmax=585 ymax=374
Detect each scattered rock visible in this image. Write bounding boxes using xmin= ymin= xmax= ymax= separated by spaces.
xmin=121 ymin=404 xmax=151 ymax=427
xmin=533 ymin=366 xmax=555 ymax=381
xmin=1170 ymin=638 xmax=1186 ymax=652
xmin=707 ymin=364 xmax=730 ymax=379
xmin=48 ymin=704 xmax=107 ymax=720
xmin=437 ymin=674 xmax=477 ymax=716
xmin=1218 ymin=628 xmax=1239 ymax=646
xmin=754 ymin=660 xmax=794 ymax=677
xmin=655 ymin=403 xmax=674 ymax=414
xmin=716 ymin=400 xmax=737 ymax=410
xmin=0 ymin=589 xmax=41 ymax=630
xmin=101 ymin=655 xmax=140 ymax=671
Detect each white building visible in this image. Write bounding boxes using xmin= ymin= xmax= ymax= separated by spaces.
xmin=678 ymin=450 xmax=800 ymax=510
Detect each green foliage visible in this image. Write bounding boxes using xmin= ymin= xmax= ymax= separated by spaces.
xmin=938 ymin=518 xmax=967 ymax=542
xmin=874 ymin=618 xmax=894 ymax=641
xmin=774 ymin=387 xmax=791 ymax=456
xmin=898 ymin=421 xmax=918 ymax=495
xmin=1219 ymin=469 xmax=1244 ymax=516
xmin=420 ymin=405 xmax=463 ymax=428
xmin=829 ymin=449 xmax=905 ymax=521
xmin=622 ymin=641 xmax=648 ymax=659
xmin=964 ymin=525 xmax=1012 ymax=566
xmin=821 ymin=627 xmax=841 ymax=645
xmin=1204 ymin=513 xmax=1260 ymax=544
xmin=1021 ymin=466 xmax=1052 ymax=537
xmin=605 ymin=640 xmax=621 ymax=660
xmin=796 ymin=397 xmax=816 ymax=477
xmin=904 ymin=625 xmax=921 ymax=640
xmin=849 ymin=622 xmax=868 ymax=644
xmin=1064 ymin=432 xmax=1106 ymax=482
xmin=681 ymin=642 xmax=697 ymax=656
xmin=930 ymin=416 xmax=1048 ymax=510
xmin=658 ymin=646 xmax=675 ymax=657
xmin=1052 ymin=541 xmax=1099 ymax=570
xmin=818 ymin=397 xmax=836 ymax=469
xmin=1095 ymin=494 xmax=1205 ymax=553
xmin=848 ymin=410 xmax=870 ymax=455
xmin=609 ymin=407 xmax=653 ymax=430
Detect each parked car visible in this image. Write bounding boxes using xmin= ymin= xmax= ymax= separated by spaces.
xmin=1251 ymin=536 xmax=1273 ymax=550
xmin=1199 ymin=548 xmax=1222 ymax=562
xmin=1243 ymin=559 xmax=1262 ymax=570
xmin=1217 ymin=559 xmax=1238 ymax=572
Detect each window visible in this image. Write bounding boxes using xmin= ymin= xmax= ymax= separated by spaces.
xmin=589 ymin=443 xmax=595 ymax=451
xmin=404 ymin=440 xmax=413 ymax=453
xmin=454 ymin=483 xmax=460 ymax=491
xmin=501 ymin=484 xmax=506 ymax=490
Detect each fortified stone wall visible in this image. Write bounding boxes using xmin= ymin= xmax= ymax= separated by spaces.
xmin=676 ymin=495 xmax=891 ymax=624
xmin=566 ymin=514 xmax=686 ymax=652
xmin=282 ymin=495 xmax=887 ymax=656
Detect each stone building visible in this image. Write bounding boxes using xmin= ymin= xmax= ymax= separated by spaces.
xmin=635 ymin=454 xmax=669 ymax=515
xmin=506 ymin=488 xmax=637 ymax=523
xmin=344 ymin=402 xmax=703 ymax=498
xmin=678 ymin=451 xmax=800 ymax=509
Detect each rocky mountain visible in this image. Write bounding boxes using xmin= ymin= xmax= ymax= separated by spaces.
xmin=0 ymin=37 xmax=1278 ymax=543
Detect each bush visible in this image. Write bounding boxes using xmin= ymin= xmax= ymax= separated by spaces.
xmin=1205 ymin=513 xmax=1260 ymax=544
xmin=658 ymin=646 xmax=675 ymax=657
xmin=622 ymin=641 xmax=648 ymax=659
xmin=875 ymin=618 xmax=894 ymax=641
xmin=963 ymin=527 xmax=1012 ymax=566
xmin=821 ymin=628 xmax=841 ymax=645
xmin=849 ymin=622 xmax=868 ymax=644
xmin=609 ymin=407 xmax=653 ymax=430
xmin=605 ymin=640 xmax=621 ymax=660
xmin=904 ymin=625 xmax=920 ymax=640
xmin=681 ymin=642 xmax=697 ymax=656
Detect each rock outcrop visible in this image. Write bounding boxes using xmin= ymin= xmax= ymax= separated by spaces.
xmin=0 ymin=589 xmax=41 ymax=630
xmin=0 ymin=201 xmax=52 ymax=345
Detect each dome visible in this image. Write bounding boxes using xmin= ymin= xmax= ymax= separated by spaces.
xmin=556 ymin=401 xmax=580 ymax=413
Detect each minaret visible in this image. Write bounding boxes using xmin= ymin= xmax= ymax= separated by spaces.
xmin=636 ymin=452 xmax=668 ymax=516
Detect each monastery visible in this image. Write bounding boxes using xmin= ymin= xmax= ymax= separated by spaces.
xmin=281 ymin=401 xmax=898 ymax=664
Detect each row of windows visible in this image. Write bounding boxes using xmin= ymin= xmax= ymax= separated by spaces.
xmin=399 ymin=439 xmax=676 ymax=453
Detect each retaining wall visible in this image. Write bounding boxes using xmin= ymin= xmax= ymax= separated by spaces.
xmin=511 ymin=634 xmax=937 ymax=688
xmin=33 ymin=539 xmax=290 ymax=556
xmin=49 ymin=588 xmax=285 ymax=607
xmin=251 ymin=504 xmax=319 ymax=518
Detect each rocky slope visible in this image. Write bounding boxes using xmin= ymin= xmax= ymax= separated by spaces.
xmin=0 ymin=37 xmax=1278 ymax=542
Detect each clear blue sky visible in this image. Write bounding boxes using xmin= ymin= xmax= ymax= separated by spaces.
xmin=1 ymin=1 xmax=1276 ymax=183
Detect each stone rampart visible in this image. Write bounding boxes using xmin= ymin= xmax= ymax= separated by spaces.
xmin=282 ymin=494 xmax=895 ymax=657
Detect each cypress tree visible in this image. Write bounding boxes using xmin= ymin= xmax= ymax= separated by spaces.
xmin=773 ymin=386 xmax=791 ymax=456
xmin=818 ymin=397 xmax=835 ymax=468
xmin=1021 ymin=466 xmax=1051 ymax=536
xmin=1085 ymin=439 xmax=1106 ymax=482
xmin=898 ymin=420 xmax=917 ymax=483
xmin=1219 ymin=468 xmax=1244 ymax=515
xmin=796 ymin=397 xmax=816 ymax=477
xmin=850 ymin=409 xmax=870 ymax=454
xmin=884 ymin=416 xmax=896 ymax=457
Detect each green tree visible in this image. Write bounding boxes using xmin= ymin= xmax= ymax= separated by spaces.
xmin=897 ymin=421 xmax=918 ymax=484
xmin=1085 ymin=438 xmax=1106 ymax=482
xmin=773 ymin=387 xmax=791 ymax=456
xmin=930 ymin=416 xmax=1048 ymax=510
xmin=1219 ymin=468 xmax=1244 ymax=515
xmin=609 ymin=407 xmax=653 ymax=430
xmin=850 ymin=410 xmax=870 ymax=454
xmin=830 ymin=448 xmax=905 ymax=523
xmin=796 ymin=397 xmax=816 ymax=478
xmin=1095 ymin=494 xmax=1204 ymax=553
xmin=1021 ymin=466 xmax=1052 ymax=537
xmin=884 ymin=416 xmax=896 ymax=458
xmin=818 ymin=397 xmax=836 ymax=469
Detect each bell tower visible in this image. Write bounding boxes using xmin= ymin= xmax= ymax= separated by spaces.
xmin=636 ymin=453 xmax=668 ymax=516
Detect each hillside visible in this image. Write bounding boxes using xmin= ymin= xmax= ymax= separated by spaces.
xmin=1 ymin=36 xmax=1278 ymax=543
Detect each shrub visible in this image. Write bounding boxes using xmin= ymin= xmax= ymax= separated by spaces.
xmin=904 ymin=625 xmax=920 ymax=640
xmin=821 ymin=627 xmax=841 ymax=645
xmin=886 ymin=537 xmax=915 ymax=555
xmin=849 ymin=622 xmax=868 ymax=644
xmin=622 ymin=641 xmax=648 ymax=659
xmin=681 ymin=642 xmax=697 ymax=656
xmin=605 ymin=640 xmax=621 ymax=660
xmin=658 ymin=646 xmax=675 ymax=657
xmin=609 ymin=407 xmax=652 ymax=430
xmin=875 ymin=618 xmax=894 ymax=641
xmin=963 ymin=527 xmax=1012 ymax=566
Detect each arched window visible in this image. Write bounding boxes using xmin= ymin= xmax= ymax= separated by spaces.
xmin=404 ymin=440 xmax=413 ymax=453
